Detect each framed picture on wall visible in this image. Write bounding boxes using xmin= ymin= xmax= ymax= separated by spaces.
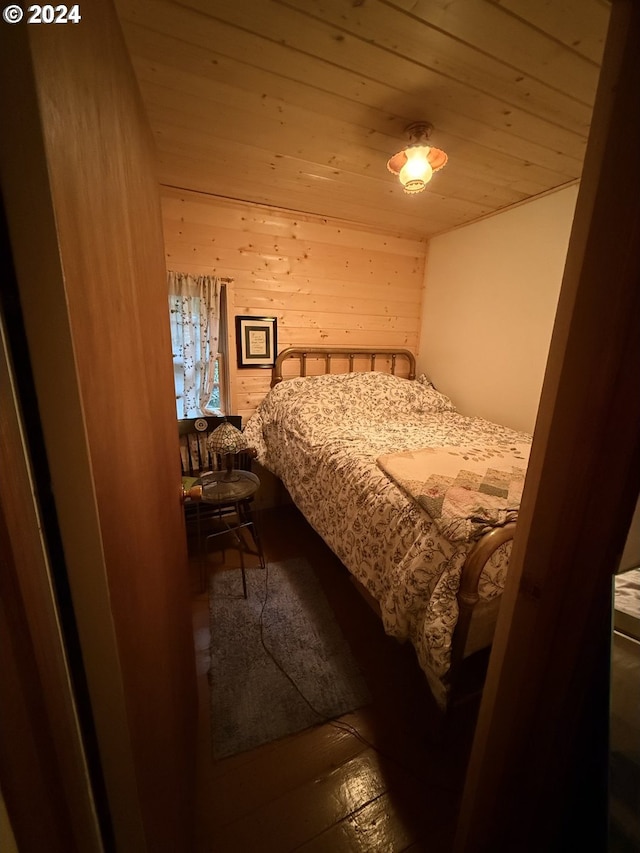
xmin=235 ymin=315 xmax=278 ymax=368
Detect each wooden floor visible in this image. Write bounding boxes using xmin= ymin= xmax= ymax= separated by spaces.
xmin=190 ymin=503 xmax=480 ymax=852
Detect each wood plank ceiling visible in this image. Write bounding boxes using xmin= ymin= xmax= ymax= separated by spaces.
xmin=115 ymin=0 xmax=611 ymax=239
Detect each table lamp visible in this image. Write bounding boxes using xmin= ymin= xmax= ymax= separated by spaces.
xmin=206 ymin=420 xmax=248 ymax=482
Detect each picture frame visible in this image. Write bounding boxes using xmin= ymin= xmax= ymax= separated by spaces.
xmin=235 ymin=315 xmax=278 ymax=369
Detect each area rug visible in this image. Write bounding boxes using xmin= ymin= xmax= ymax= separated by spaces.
xmin=208 ymin=557 xmax=371 ymax=759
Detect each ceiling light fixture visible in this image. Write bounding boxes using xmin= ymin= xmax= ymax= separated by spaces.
xmin=387 ymin=122 xmax=447 ymax=194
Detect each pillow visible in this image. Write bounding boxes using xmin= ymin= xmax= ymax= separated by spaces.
xmin=416 ymin=373 xmax=457 ymax=412
xmin=256 ymin=371 xmax=457 ymax=427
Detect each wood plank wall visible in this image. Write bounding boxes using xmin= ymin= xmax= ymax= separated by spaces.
xmin=161 ymin=187 xmax=427 ymax=421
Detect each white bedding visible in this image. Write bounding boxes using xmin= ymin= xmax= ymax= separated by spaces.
xmin=615 ymin=568 xmax=640 ymax=641
xmin=244 ymin=371 xmax=532 ymax=707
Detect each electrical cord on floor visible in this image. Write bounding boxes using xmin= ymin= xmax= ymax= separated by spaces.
xmin=257 ymin=561 xmax=458 ymax=792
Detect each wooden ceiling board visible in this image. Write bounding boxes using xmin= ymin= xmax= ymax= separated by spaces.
xmin=130 ymin=44 xmax=586 ymax=183
xmin=280 ymin=0 xmax=595 ymax=130
xmin=389 ymin=0 xmax=603 ymax=99
xmin=489 ymin=0 xmax=610 ymax=62
xmin=156 ymin=151 xmax=457 ymax=236
xmin=149 ymin=120 xmax=569 ymax=224
xmin=116 ymin=0 xmax=610 ymax=238
xmin=138 ymin=75 xmax=562 ymax=206
xmin=137 ymin=0 xmax=592 ymax=149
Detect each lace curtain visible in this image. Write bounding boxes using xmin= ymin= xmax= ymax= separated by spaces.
xmin=168 ymin=272 xmax=221 ymax=418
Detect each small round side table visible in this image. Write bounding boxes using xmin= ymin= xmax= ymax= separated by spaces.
xmin=197 ymin=469 xmax=266 ymax=596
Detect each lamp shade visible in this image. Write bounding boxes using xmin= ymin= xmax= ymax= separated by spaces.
xmin=207 ymin=420 xmax=247 ymax=456
xmin=387 ymin=122 xmax=447 ymax=194
xmin=398 ymin=146 xmax=434 ymax=193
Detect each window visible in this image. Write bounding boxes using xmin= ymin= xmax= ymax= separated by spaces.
xmin=168 ymin=274 xmax=229 ymax=418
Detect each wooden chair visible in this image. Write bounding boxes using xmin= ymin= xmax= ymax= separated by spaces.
xmin=178 ymin=415 xmax=244 ymax=481
xmin=179 ymin=416 xmax=246 ymax=535
xmin=178 ymin=416 xmax=263 ymax=592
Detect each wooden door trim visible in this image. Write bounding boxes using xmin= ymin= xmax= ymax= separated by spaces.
xmin=455 ymin=1 xmax=640 ymax=848
xmin=0 ymin=22 xmax=147 ymax=853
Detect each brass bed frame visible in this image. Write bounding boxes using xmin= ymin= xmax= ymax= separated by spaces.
xmin=272 ymin=346 xmax=416 ymax=386
xmin=270 ymin=345 xmax=515 ymax=696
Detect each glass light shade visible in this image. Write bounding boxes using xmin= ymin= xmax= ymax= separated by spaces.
xmin=207 ymin=421 xmax=247 ymax=455
xmin=398 ymin=146 xmax=433 ymax=194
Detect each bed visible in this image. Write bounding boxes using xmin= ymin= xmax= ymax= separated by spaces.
xmin=243 ymin=346 xmax=532 ymax=708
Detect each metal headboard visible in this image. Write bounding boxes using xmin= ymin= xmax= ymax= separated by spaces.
xmin=271 ymin=346 xmax=416 ymax=387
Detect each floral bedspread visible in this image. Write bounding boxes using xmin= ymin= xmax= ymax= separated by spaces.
xmin=243 ymin=371 xmax=532 ymax=707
